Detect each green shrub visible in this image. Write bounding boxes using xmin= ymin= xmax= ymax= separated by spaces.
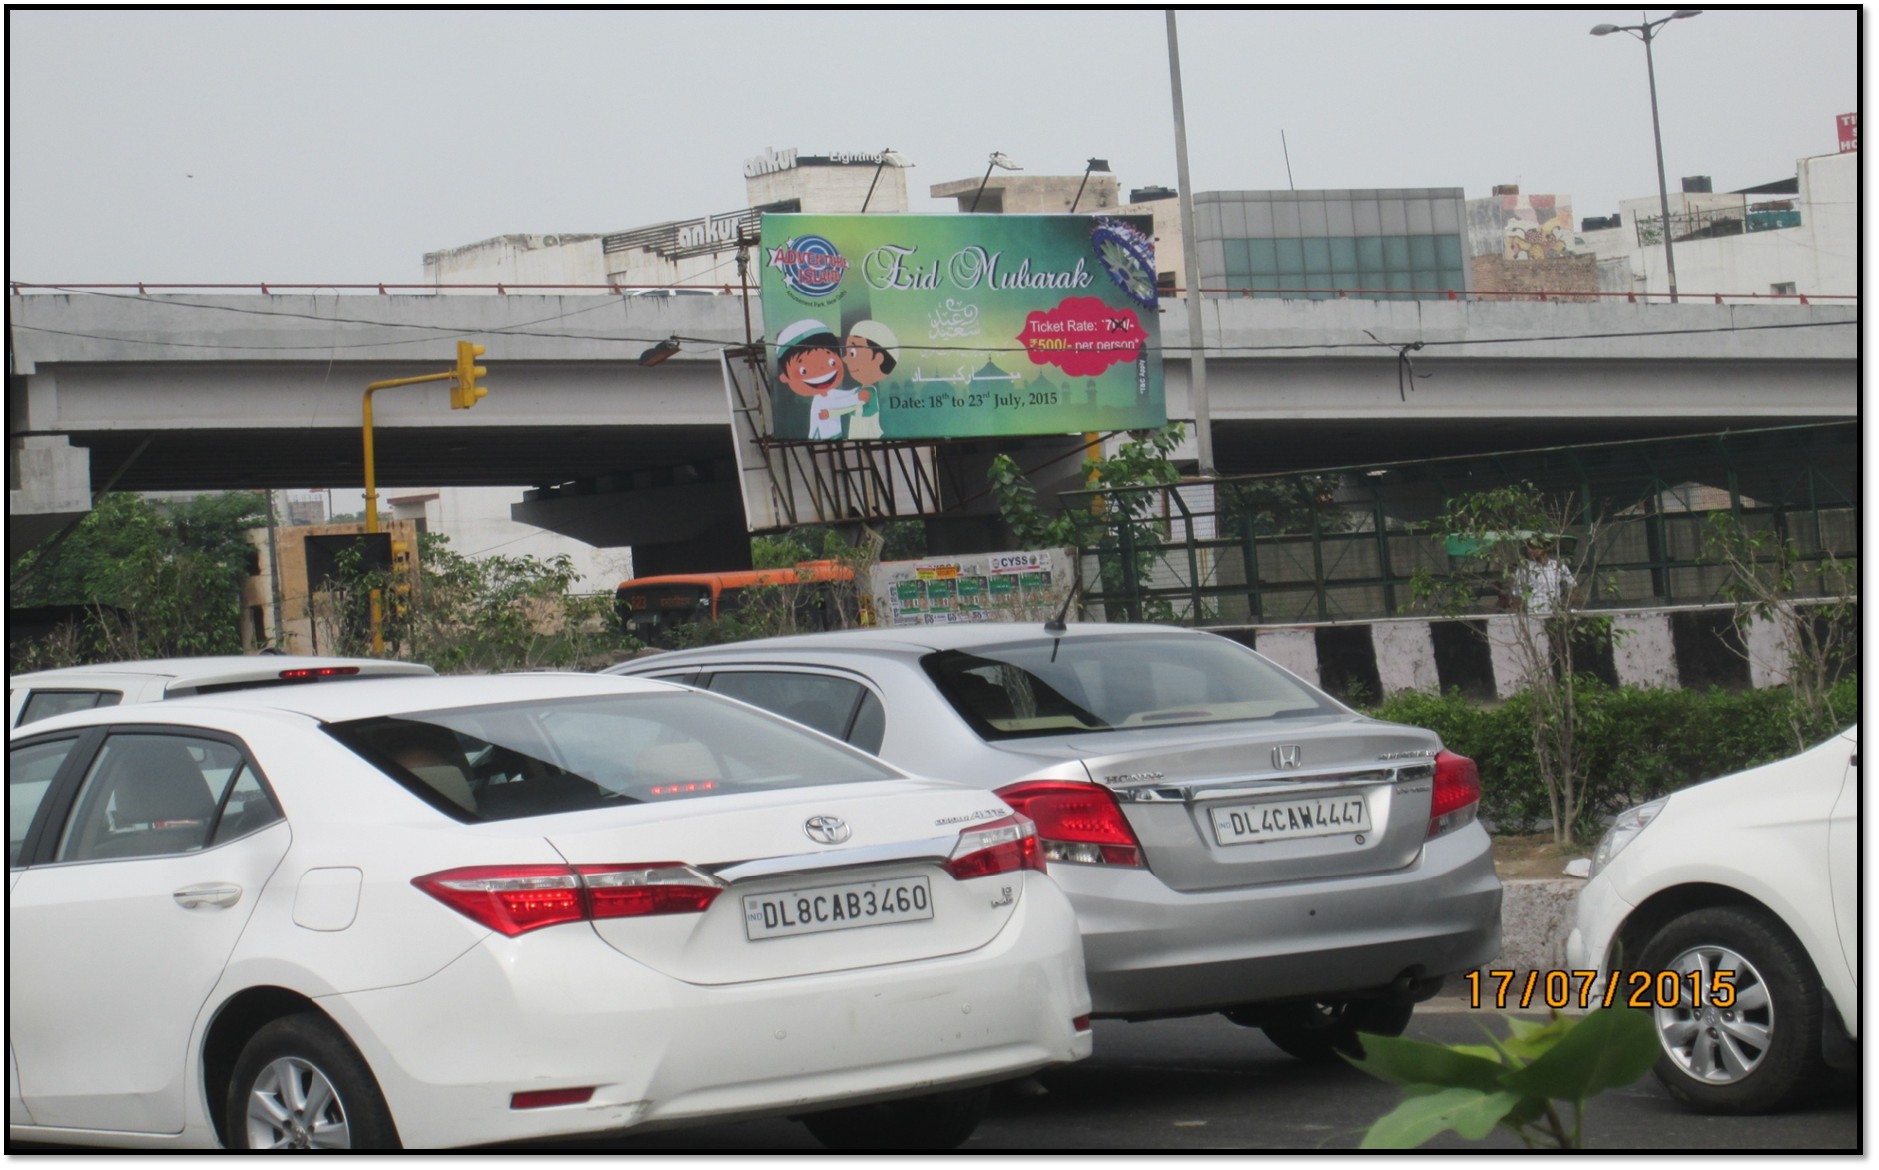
xmin=1369 ymin=678 xmax=1858 ymax=839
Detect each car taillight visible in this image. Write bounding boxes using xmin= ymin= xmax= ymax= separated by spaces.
xmin=995 ymin=780 xmax=1145 ymax=867
xmin=1428 ymin=750 xmax=1481 ymax=839
xmin=413 ymin=863 xmax=724 ymax=936
xmin=944 ymin=814 xmax=1045 ymax=880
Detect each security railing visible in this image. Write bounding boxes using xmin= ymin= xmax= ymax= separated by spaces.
xmin=1068 ymin=423 xmax=1858 ymax=626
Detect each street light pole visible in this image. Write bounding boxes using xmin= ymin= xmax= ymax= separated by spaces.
xmin=1167 ymin=10 xmax=1215 ymax=476
xmin=971 ymin=152 xmax=1022 ymax=213
xmin=1593 ymin=10 xmax=1701 ymax=304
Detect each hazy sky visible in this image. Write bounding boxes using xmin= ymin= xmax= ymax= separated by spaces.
xmin=8 ymin=8 xmax=1860 ymax=285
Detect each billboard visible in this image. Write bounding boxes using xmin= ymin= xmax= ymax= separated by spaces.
xmin=759 ymin=214 xmax=1165 ymax=441
xmin=1837 ymin=112 xmax=1857 ymax=153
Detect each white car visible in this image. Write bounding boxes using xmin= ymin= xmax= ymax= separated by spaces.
xmin=8 ymin=655 xmax=435 ymax=729
xmin=1567 ymin=726 xmax=1858 ymax=1112
xmin=7 ymin=674 xmax=1090 ymax=1150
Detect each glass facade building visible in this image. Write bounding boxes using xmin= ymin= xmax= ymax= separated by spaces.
xmin=1195 ymin=188 xmax=1469 ymax=301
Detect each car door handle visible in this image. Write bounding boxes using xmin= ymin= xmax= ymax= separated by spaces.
xmin=173 ymin=883 xmax=243 ymax=910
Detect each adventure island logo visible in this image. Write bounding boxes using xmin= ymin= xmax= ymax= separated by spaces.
xmin=768 ymin=234 xmax=849 ymax=301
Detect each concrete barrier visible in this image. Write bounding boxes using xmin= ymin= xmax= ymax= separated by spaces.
xmin=1481 ymin=877 xmax=1585 ymax=976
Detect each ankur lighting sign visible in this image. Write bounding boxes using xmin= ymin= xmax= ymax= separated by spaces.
xmin=759 ymin=213 xmax=1166 ymax=441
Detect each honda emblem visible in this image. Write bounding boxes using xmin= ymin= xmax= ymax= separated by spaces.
xmin=1272 ymin=744 xmax=1304 ymax=770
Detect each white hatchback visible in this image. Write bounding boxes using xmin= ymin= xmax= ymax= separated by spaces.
xmin=1567 ymin=726 xmax=1858 ymax=1112
xmin=7 ymin=673 xmax=1090 ymax=1150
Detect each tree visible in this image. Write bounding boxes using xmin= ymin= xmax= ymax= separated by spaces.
xmin=1411 ymin=484 xmax=1622 ymax=847
xmin=310 ymin=533 xmax=625 ymax=672
xmin=1701 ymin=513 xmax=1857 ymax=751
xmin=10 ymin=491 xmax=267 ymax=665
xmin=750 ymin=520 xmax=926 ymax=570
xmin=1215 ymin=472 xmax=1358 ymax=537
xmin=988 ymin=423 xmax=1186 ymax=621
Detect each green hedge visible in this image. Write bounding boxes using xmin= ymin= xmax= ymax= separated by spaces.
xmin=1368 ymin=678 xmax=1858 ymax=839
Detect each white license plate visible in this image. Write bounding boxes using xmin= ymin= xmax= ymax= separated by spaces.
xmin=1211 ymin=794 xmax=1371 ymax=845
xmin=743 ymin=875 xmax=934 ymax=941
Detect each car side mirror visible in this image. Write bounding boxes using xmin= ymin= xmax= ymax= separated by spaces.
xmin=1562 ymin=858 xmax=1591 ymax=879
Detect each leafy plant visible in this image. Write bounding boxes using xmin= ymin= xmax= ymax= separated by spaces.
xmin=312 ymin=533 xmax=627 ymax=672
xmin=988 ymin=423 xmax=1186 ymax=622
xmin=1351 ymin=1008 xmax=1660 ymax=1150
xmin=1368 ymin=679 xmax=1857 ymax=839
xmin=1701 ymin=512 xmax=1857 ymax=751
xmin=1215 ymin=472 xmax=1357 ymax=537
xmin=1409 ymin=484 xmax=1627 ymax=847
xmin=10 ymin=491 xmax=267 ymax=665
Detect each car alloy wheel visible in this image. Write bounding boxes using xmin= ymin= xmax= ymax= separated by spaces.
xmin=1639 ymin=906 xmax=1829 ymax=1113
xmin=246 ymin=1056 xmax=352 ymax=1149
xmin=1653 ymin=942 xmax=1771 ymax=1086
xmin=228 ymin=1012 xmax=400 ymax=1150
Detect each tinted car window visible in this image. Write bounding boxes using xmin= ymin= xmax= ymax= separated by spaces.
xmin=56 ymin=734 xmax=247 ymax=862
xmin=19 ymin=689 xmax=123 ymax=727
xmin=10 ymin=737 xmax=80 ymax=867
xmin=848 ymin=690 xmax=886 ymax=755
xmin=327 ymin=692 xmax=900 ymax=822
xmin=706 ymin=672 xmax=866 ymax=742
xmin=924 ymin=633 xmax=1335 ymax=741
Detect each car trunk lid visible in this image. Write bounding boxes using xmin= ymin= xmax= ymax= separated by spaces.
xmin=539 ymin=780 xmax=1026 ymax=984
xmin=1040 ymin=715 xmax=1444 ymax=892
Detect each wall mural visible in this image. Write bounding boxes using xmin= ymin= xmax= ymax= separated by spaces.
xmin=1498 ymin=194 xmax=1575 ymax=261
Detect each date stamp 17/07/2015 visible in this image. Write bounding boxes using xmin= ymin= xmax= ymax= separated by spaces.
xmin=1463 ymin=969 xmax=1738 ymax=1011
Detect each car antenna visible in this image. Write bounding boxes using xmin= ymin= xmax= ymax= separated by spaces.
xmin=1044 ymin=588 xmax=1076 ymax=635
xmin=1044 ymin=573 xmax=1080 ymax=664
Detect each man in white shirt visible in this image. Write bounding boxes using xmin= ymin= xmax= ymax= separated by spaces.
xmin=1512 ymin=539 xmax=1577 ymax=616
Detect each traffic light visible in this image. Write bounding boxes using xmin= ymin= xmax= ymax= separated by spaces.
xmin=451 ymin=341 xmax=488 ymax=409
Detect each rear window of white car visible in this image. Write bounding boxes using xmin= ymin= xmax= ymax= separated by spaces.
xmin=923 ymin=633 xmax=1335 ymax=740
xmin=326 ymin=691 xmax=901 ymax=822
xmin=17 ymin=689 xmax=124 ymax=727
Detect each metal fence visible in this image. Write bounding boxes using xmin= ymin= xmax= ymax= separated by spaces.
xmin=1070 ymin=423 xmax=1858 ymax=626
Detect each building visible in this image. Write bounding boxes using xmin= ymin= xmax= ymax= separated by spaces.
xmin=1191 ymin=187 xmax=1471 ymax=301
xmin=1463 ymin=186 xmax=1601 ymax=301
xmin=240 ymin=518 xmax=421 ymax=655
xmin=421 ymin=147 xmax=917 ymax=292
xmin=1569 ymin=150 xmax=1855 ymax=301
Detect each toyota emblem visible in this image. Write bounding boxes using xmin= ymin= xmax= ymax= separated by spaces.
xmin=803 ymin=815 xmax=851 ymax=845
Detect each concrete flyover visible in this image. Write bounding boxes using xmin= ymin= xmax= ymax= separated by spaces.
xmin=8 ymin=288 xmax=1856 ymax=562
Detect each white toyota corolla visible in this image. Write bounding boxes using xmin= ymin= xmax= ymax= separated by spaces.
xmin=7 ymin=673 xmax=1090 ymax=1150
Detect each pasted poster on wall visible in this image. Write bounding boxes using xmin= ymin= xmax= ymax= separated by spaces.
xmin=869 ymin=548 xmax=1074 ymax=626
xmin=760 ymin=214 xmax=1165 ymax=441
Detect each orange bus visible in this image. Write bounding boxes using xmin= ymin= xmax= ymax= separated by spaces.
xmin=615 ymin=560 xmax=856 ymax=644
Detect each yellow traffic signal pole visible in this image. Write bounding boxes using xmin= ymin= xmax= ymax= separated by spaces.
xmin=360 ymin=342 xmax=487 ymax=654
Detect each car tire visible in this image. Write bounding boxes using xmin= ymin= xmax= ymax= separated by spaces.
xmin=1638 ymin=905 xmax=1829 ymax=1114
xmin=226 ymin=1013 xmax=401 ymax=1150
xmin=799 ymin=1085 xmax=991 ymax=1150
xmin=1231 ymin=998 xmax=1416 ymax=1063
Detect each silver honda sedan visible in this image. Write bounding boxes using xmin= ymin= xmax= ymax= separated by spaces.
xmin=607 ymin=622 xmax=1501 ymax=1059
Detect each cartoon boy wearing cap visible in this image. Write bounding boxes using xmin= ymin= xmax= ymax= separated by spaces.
xmin=842 ymin=320 xmax=899 ymax=441
xmin=775 ymin=318 xmax=861 ymax=441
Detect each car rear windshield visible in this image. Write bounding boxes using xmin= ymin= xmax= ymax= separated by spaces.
xmin=326 ymin=691 xmax=900 ymax=822
xmin=923 ymin=632 xmax=1336 ymax=741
